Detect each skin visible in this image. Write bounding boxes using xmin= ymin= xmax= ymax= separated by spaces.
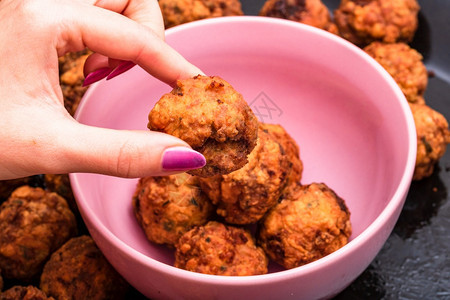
xmin=0 ymin=0 xmax=203 ymax=180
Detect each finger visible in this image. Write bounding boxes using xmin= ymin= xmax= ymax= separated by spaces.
xmin=60 ymin=123 xmax=206 ymax=177
xmin=59 ymin=4 xmax=203 ymax=86
xmin=92 ymin=0 xmax=165 ymax=40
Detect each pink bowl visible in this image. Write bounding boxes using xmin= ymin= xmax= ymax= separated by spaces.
xmin=70 ymin=16 xmax=416 ymax=299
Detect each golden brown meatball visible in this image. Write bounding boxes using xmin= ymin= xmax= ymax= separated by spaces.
xmin=258 ymin=183 xmax=352 ymax=269
xmin=175 ymin=221 xmax=268 ymax=275
xmin=334 ymin=0 xmax=420 ymax=47
xmin=59 ymin=51 xmax=90 ymax=116
xmin=410 ymin=103 xmax=450 ymax=180
xmin=198 ymin=126 xmax=292 ymax=224
xmin=259 ymin=0 xmax=339 ymax=34
xmin=133 ymin=173 xmax=213 ymax=246
xmin=0 ymin=186 xmax=77 ymax=280
xmin=364 ymin=42 xmax=427 ymax=104
xmin=159 ymin=0 xmax=243 ymax=29
xmin=148 ymin=75 xmax=259 ymax=177
xmin=0 ymin=285 xmax=54 ymax=300
xmin=40 ymin=236 xmax=129 ymax=300
xmin=259 ymin=123 xmax=303 ymax=185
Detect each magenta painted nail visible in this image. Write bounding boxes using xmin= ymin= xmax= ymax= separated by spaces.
xmin=106 ymin=61 xmax=136 ymax=80
xmin=82 ymin=67 xmax=112 ymax=87
xmin=162 ymin=147 xmax=206 ymax=171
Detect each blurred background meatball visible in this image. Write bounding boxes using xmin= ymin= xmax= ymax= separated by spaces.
xmin=59 ymin=50 xmax=90 ymax=116
xmin=0 ymin=285 xmax=53 ymax=300
xmin=259 ymin=0 xmax=339 ymax=34
xmin=364 ymin=42 xmax=428 ymax=104
xmin=0 ymin=177 xmax=34 ymax=203
xmin=159 ymin=0 xmax=243 ymax=28
xmin=0 ymin=186 xmax=77 ymax=280
xmin=410 ymin=103 xmax=450 ymax=180
xmin=334 ymin=0 xmax=420 ymax=47
xmin=40 ymin=236 xmax=129 ymax=300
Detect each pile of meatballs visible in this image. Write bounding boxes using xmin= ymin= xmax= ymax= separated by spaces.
xmin=0 ymin=0 xmax=449 ymax=297
xmin=137 ymin=74 xmax=353 ymax=276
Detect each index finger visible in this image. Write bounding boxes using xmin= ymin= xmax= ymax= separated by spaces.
xmin=60 ymin=1 xmax=203 ymax=85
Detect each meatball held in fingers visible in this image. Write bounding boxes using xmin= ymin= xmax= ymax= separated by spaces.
xmin=148 ymin=75 xmax=259 ymax=177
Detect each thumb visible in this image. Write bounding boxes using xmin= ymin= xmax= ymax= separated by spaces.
xmin=62 ymin=123 xmax=205 ymax=178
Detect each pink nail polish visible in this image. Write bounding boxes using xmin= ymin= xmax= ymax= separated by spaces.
xmin=82 ymin=67 xmax=112 ymax=86
xmin=162 ymin=147 xmax=206 ymax=171
xmin=106 ymin=61 xmax=136 ymax=80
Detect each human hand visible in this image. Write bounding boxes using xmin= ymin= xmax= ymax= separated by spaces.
xmin=0 ymin=0 xmax=205 ymax=180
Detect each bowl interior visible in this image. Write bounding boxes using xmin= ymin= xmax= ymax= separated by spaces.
xmin=73 ymin=17 xmax=413 ymax=272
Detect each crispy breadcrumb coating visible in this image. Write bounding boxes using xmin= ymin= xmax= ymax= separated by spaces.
xmin=175 ymin=221 xmax=268 ymax=275
xmin=258 ymin=183 xmax=351 ymax=269
xmin=260 ymin=123 xmax=303 ymax=186
xmin=133 ymin=173 xmax=213 ymax=246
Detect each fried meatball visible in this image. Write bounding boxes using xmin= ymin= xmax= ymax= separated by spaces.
xmin=410 ymin=103 xmax=450 ymax=180
xmin=260 ymin=123 xmax=303 ymax=186
xmin=159 ymin=0 xmax=243 ymax=29
xmin=0 ymin=186 xmax=77 ymax=280
xmin=364 ymin=42 xmax=427 ymax=104
xmin=0 ymin=285 xmax=53 ymax=300
xmin=259 ymin=0 xmax=339 ymax=34
xmin=133 ymin=173 xmax=213 ymax=246
xmin=0 ymin=177 xmax=33 ymax=202
xmin=175 ymin=221 xmax=268 ymax=275
xmin=40 ymin=235 xmax=129 ymax=300
xmin=148 ymin=75 xmax=259 ymax=177
xmin=258 ymin=183 xmax=352 ymax=269
xmin=59 ymin=51 xmax=90 ymax=116
xmin=334 ymin=0 xmax=420 ymax=47
xmin=198 ymin=126 xmax=292 ymax=224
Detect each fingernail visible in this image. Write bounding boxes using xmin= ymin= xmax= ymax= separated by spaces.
xmin=161 ymin=147 xmax=206 ymax=171
xmin=106 ymin=61 xmax=136 ymax=80
xmin=82 ymin=67 xmax=112 ymax=87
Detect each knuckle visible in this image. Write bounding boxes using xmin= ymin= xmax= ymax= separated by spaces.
xmin=115 ymin=140 xmax=141 ymax=178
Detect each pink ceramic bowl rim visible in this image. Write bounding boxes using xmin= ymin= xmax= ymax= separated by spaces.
xmin=71 ymin=16 xmax=417 ymax=285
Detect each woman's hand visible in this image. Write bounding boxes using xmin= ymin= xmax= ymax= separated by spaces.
xmin=0 ymin=0 xmax=205 ymax=180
